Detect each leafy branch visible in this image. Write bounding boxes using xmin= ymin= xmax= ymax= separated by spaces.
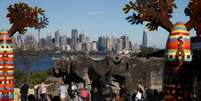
xmin=123 ymin=0 xmax=176 ymax=32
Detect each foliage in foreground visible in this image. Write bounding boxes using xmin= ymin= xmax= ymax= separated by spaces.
xmin=15 ymin=69 xmax=53 ymax=88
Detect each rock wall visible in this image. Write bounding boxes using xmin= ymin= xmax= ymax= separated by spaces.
xmin=53 ymin=55 xmax=165 ymax=90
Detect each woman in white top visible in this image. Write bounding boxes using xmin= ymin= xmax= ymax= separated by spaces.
xmin=59 ymin=78 xmax=67 ymax=101
xmin=39 ymin=82 xmax=52 ymax=101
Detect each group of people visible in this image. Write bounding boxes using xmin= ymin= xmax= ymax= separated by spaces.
xmin=19 ymin=78 xmax=92 ymax=101
xmin=19 ymin=78 xmax=166 ymax=101
xmin=19 ymin=80 xmax=53 ymax=101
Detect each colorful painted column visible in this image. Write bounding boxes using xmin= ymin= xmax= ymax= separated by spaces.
xmin=166 ymin=22 xmax=192 ymax=68
xmin=0 ymin=31 xmax=14 ymax=100
xmin=164 ymin=22 xmax=192 ymax=100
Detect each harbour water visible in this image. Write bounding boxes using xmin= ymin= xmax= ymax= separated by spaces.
xmin=14 ymin=54 xmax=53 ymax=72
xmin=14 ymin=54 xmax=106 ymax=72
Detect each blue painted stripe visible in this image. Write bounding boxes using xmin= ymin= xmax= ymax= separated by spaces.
xmin=0 ymin=44 xmax=13 ymax=46
xmin=184 ymin=58 xmax=192 ymax=62
xmin=174 ymin=26 xmax=186 ymax=30
xmin=0 ymin=61 xmax=14 ymax=64
xmin=8 ymin=94 xmax=14 ymax=99
xmin=7 ymin=72 xmax=14 ymax=75
xmin=8 ymin=88 xmax=14 ymax=90
xmin=168 ymin=37 xmax=190 ymax=41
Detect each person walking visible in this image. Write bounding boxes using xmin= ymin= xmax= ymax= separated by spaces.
xmin=39 ymin=82 xmax=52 ymax=101
xmin=80 ymin=85 xmax=90 ymax=101
xmin=34 ymin=84 xmax=40 ymax=100
xmin=91 ymin=87 xmax=102 ymax=101
xmin=59 ymin=78 xmax=67 ymax=101
xmin=135 ymin=84 xmax=144 ymax=101
xmin=20 ymin=81 xmax=29 ymax=101
xmin=119 ymin=85 xmax=127 ymax=101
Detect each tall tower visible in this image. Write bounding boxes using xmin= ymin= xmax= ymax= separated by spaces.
xmin=142 ymin=30 xmax=147 ymax=48
xmin=71 ymin=29 xmax=78 ymax=50
xmin=97 ymin=36 xmax=106 ymax=51
xmin=106 ymin=36 xmax=113 ymax=51
xmin=121 ymin=34 xmax=129 ymax=50
xmin=79 ymin=33 xmax=85 ymax=43
xmin=55 ymin=30 xmax=61 ymax=49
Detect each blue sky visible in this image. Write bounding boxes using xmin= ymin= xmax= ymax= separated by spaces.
xmin=0 ymin=0 xmax=196 ymax=48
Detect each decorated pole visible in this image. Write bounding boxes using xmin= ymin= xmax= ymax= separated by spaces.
xmin=0 ymin=31 xmax=14 ymax=100
xmin=164 ymin=22 xmax=192 ymax=100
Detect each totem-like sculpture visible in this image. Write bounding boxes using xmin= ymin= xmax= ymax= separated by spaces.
xmin=164 ymin=22 xmax=192 ymax=100
xmin=123 ymin=0 xmax=200 ymax=100
xmin=166 ymin=22 xmax=192 ymax=68
xmin=0 ymin=31 xmax=14 ymax=100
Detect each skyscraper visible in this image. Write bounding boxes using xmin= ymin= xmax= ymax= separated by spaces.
xmin=46 ymin=34 xmax=52 ymax=50
xmin=121 ymin=34 xmax=129 ymax=50
xmin=55 ymin=30 xmax=61 ymax=49
xmin=142 ymin=30 xmax=147 ymax=47
xmin=90 ymin=41 xmax=97 ymax=51
xmin=39 ymin=38 xmax=46 ymax=50
xmin=116 ymin=38 xmax=123 ymax=51
xmin=97 ymin=36 xmax=106 ymax=51
xmin=15 ymin=34 xmax=25 ymax=49
xmin=79 ymin=33 xmax=85 ymax=43
xmin=71 ymin=29 xmax=78 ymax=50
xmin=59 ymin=35 xmax=67 ymax=49
xmin=106 ymin=36 xmax=113 ymax=51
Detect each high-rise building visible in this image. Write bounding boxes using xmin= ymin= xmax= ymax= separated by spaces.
xmin=39 ymin=38 xmax=46 ymax=50
xmin=59 ymin=35 xmax=67 ymax=49
xmin=90 ymin=41 xmax=97 ymax=51
xmin=142 ymin=30 xmax=148 ymax=47
xmin=24 ymin=34 xmax=37 ymax=50
xmin=81 ymin=43 xmax=89 ymax=51
xmin=71 ymin=29 xmax=78 ymax=50
xmin=121 ymin=34 xmax=129 ymax=50
xmin=55 ymin=30 xmax=61 ymax=49
xmin=85 ymin=36 xmax=90 ymax=43
xmin=46 ymin=35 xmax=52 ymax=50
xmin=66 ymin=37 xmax=71 ymax=45
xmin=75 ymin=42 xmax=82 ymax=51
xmin=106 ymin=36 xmax=113 ymax=51
xmin=111 ymin=36 xmax=117 ymax=51
xmin=15 ymin=34 xmax=25 ymax=49
xmin=129 ymin=41 xmax=133 ymax=50
xmin=116 ymin=38 xmax=123 ymax=51
xmin=97 ymin=36 xmax=106 ymax=51
xmin=79 ymin=33 xmax=85 ymax=43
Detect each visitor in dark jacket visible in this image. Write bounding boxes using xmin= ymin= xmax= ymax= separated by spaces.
xmin=91 ymin=87 xmax=102 ymax=101
xmin=20 ymin=81 xmax=29 ymax=101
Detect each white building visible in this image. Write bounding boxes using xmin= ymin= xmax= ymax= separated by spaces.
xmin=90 ymin=41 xmax=97 ymax=51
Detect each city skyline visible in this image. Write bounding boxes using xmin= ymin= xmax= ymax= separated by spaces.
xmin=0 ymin=0 xmax=196 ymax=48
xmin=15 ymin=29 xmax=138 ymax=52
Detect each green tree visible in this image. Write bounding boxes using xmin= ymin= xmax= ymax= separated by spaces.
xmin=7 ymin=2 xmax=48 ymax=37
xmin=28 ymin=71 xmax=52 ymax=87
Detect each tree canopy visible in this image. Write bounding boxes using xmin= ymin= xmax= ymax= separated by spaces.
xmin=123 ymin=0 xmax=176 ymax=32
xmin=185 ymin=0 xmax=201 ymax=37
xmin=123 ymin=0 xmax=201 ymax=37
xmin=7 ymin=2 xmax=48 ymax=37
